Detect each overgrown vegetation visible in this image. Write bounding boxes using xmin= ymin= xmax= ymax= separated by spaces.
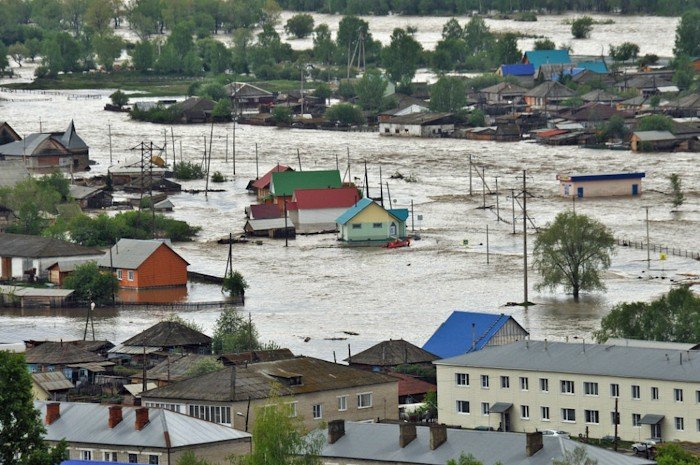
xmin=669 ymin=174 xmax=685 ymax=209
xmin=211 ymin=307 xmax=279 ymax=354
xmin=63 ymin=262 xmax=118 ymax=305
xmin=211 ymin=171 xmax=226 ymax=183
xmin=173 ymin=161 xmax=205 ymax=180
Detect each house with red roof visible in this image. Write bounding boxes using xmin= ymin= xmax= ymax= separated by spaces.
xmin=287 ymin=187 xmax=361 ymax=234
xmin=248 ymin=164 xmax=293 ymax=200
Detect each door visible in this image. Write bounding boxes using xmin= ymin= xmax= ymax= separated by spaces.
xmin=503 ymin=413 xmax=511 ymax=432
xmin=577 ymin=187 xmax=584 ymax=198
xmin=651 ymin=423 xmax=661 ymax=439
xmin=389 ymin=223 xmax=397 ymax=236
xmin=632 ymin=184 xmax=639 ymax=196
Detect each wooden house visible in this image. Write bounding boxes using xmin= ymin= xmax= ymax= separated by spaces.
xmin=479 ymin=82 xmax=528 ymax=104
xmin=630 ymin=130 xmax=678 ymax=152
xmin=46 ymin=258 xmax=96 ymax=286
xmin=180 ymin=97 xmax=216 ymax=123
xmin=97 ymin=239 xmax=189 ymax=289
xmin=31 ymin=371 xmax=73 ymax=401
xmin=246 ymin=204 xmax=283 ymax=220
xmin=496 ymin=64 xmax=535 ymax=86
xmin=288 ymin=187 xmax=361 ymax=234
xmin=225 ymin=82 xmax=275 ymax=112
xmin=218 ymin=348 xmax=295 ymax=366
xmin=522 ymin=50 xmax=571 ymax=70
xmin=249 ymin=164 xmax=293 ymax=200
xmin=69 ymin=184 xmax=112 ymax=209
xmin=580 ymin=89 xmax=622 ymax=104
xmin=0 ymin=121 xmax=21 ymax=145
xmin=346 ymin=339 xmax=438 ymax=373
xmin=494 ymin=123 xmax=521 ymax=141
xmin=557 ymin=172 xmax=645 ymax=198
xmin=130 ymin=353 xmax=217 ymax=387
xmin=379 ymin=113 xmax=455 ymax=137
xmin=336 ymin=198 xmax=408 ymax=245
xmin=24 ymin=341 xmax=112 ymax=383
xmin=269 ymin=170 xmax=342 ymax=208
xmin=108 ymin=159 xmax=167 ymax=186
xmin=460 ymin=127 xmax=496 ymax=141
xmin=524 ymin=81 xmax=575 ymax=108
xmin=558 ymin=103 xmax=634 ymax=128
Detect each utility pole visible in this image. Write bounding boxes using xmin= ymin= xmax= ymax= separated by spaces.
xmin=170 ymin=127 xmax=175 ymax=170
xmin=469 ymin=154 xmax=473 ymax=196
xmin=486 ymin=225 xmax=490 ymax=264
xmin=522 ymin=169 xmax=528 ymax=306
xmin=255 ymin=143 xmax=259 ymax=179
xmin=232 ymin=118 xmax=237 ymax=176
xmin=283 ymin=199 xmax=289 ymax=247
xmin=614 ymin=398 xmax=619 ymax=452
xmin=108 ymin=123 xmax=113 ymax=165
xmin=511 ymin=188 xmax=516 ymax=234
xmin=482 ymin=167 xmax=486 ymax=209
xmin=411 ymin=200 xmax=415 ymax=233
xmin=494 ymin=176 xmax=500 ymax=221
xmin=645 ymin=206 xmax=650 ymax=269
xmin=225 ymin=133 xmax=229 ymax=163
xmin=297 ymin=148 xmax=302 ymax=171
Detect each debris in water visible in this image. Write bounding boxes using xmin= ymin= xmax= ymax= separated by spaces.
xmin=343 ymin=331 xmax=359 ymax=336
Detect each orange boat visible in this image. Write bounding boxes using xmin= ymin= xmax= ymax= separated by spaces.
xmin=386 ymin=238 xmax=410 ymax=249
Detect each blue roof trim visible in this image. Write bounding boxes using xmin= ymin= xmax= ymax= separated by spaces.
xmin=388 ymin=208 xmax=409 ymax=222
xmin=524 ymin=50 xmax=571 ymax=69
xmin=336 ymin=197 xmax=373 ymax=224
xmin=500 ymin=63 xmax=534 ymax=76
xmin=568 ymin=172 xmax=645 ymax=182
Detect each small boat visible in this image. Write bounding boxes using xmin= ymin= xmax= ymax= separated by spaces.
xmin=386 ymin=238 xmax=411 ymax=249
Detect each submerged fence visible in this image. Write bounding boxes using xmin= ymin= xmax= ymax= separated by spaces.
xmin=616 ymin=238 xmax=700 ymax=261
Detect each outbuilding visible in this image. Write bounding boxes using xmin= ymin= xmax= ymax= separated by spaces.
xmin=557 ymin=172 xmax=645 ymax=198
xmin=379 ymin=113 xmax=455 ymax=137
xmin=288 ymin=187 xmax=361 ymax=234
xmin=336 ymin=198 xmax=408 ymax=244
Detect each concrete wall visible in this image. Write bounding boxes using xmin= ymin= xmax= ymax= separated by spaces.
xmin=379 ymin=123 xmax=453 ymax=137
xmin=559 ymin=178 xmax=643 ymax=198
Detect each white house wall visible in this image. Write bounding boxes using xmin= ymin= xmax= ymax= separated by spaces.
xmin=296 ymin=208 xmax=348 ymax=233
xmin=559 ymin=179 xmax=643 ymax=198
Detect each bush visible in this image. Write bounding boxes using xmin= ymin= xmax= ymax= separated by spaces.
xmin=130 ymin=104 xmax=182 ymax=124
xmin=223 ymin=271 xmax=248 ymax=297
xmin=571 ymin=16 xmax=594 ymax=39
xmin=173 ymin=161 xmax=205 ymax=180
xmin=109 ymin=89 xmax=129 ymax=108
xmin=212 ymin=99 xmax=232 ymax=120
xmin=468 ymin=109 xmax=485 ymax=127
xmin=514 ymin=11 xmax=537 ymax=21
xmin=63 ymin=262 xmax=117 ymax=305
xmin=284 ymin=13 xmax=314 ymax=39
xmin=272 ymin=105 xmax=293 ymax=125
xmin=325 ymin=103 xmax=364 ymax=125
xmin=211 ymin=171 xmax=225 ymax=183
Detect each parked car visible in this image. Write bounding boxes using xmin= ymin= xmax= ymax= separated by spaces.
xmin=542 ymin=430 xmax=570 ymax=437
xmin=632 ymin=439 xmax=658 ymax=453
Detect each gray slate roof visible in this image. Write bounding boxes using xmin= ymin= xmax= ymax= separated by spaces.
xmin=346 ymin=339 xmax=438 ymax=366
xmin=97 ymin=238 xmax=187 ymax=270
xmin=69 ymin=184 xmax=105 ymax=200
xmin=0 ymin=160 xmax=30 ymax=189
xmin=524 ymin=81 xmax=576 ymax=99
xmin=134 ymin=353 xmax=217 ymax=382
xmin=31 ymin=371 xmax=74 ymax=392
xmin=632 ymin=130 xmax=676 ymax=141
xmin=435 ymin=340 xmax=700 ymax=383
xmin=24 ymin=341 xmax=104 ymax=365
xmin=317 ymin=422 xmax=654 ymax=465
xmin=36 ymin=401 xmax=250 ymax=448
xmin=0 ymin=233 xmax=102 ymax=259
xmin=0 ymin=121 xmax=86 ymax=156
xmin=121 ymin=321 xmax=211 ymax=349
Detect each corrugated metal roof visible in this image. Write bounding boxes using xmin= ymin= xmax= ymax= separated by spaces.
xmin=385 ymin=112 xmax=454 ymax=125
xmin=97 ymin=239 xmax=188 ymax=270
xmin=270 ymin=170 xmax=342 ymax=197
xmin=109 ymin=343 xmax=162 ymax=355
xmin=558 ymin=172 xmax=645 ymax=182
xmin=251 ymin=164 xmax=293 ymax=190
xmin=435 ymin=340 xmax=700 ymax=383
xmin=121 ymin=321 xmax=211 ymax=349
xmin=523 ymin=50 xmax=571 ymax=69
xmin=293 ymin=187 xmax=361 ymax=210
xmin=576 ymin=60 xmax=608 ymax=73
xmin=46 ymin=258 xmax=96 ymax=272
xmin=134 ymin=353 xmax=217 ymax=382
xmin=244 ymin=218 xmax=289 ymax=231
xmin=68 ymin=184 xmax=104 ymax=200
xmin=0 ymin=285 xmax=74 ymax=298
xmin=632 ymin=130 xmax=676 ymax=141
xmin=124 ymin=382 xmax=157 ymax=396
xmin=25 ymin=341 xmax=105 ymax=365
xmin=606 ymin=338 xmax=700 ymax=351
xmin=248 ymin=204 xmax=283 ymax=220
xmin=31 ymin=371 xmax=74 ymax=391
xmin=524 ymin=81 xmax=576 ymax=99
xmin=479 ymin=82 xmax=528 ymax=94
xmin=0 ymin=233 xmax=102 ymax=259
xmin=499 ymin=63 xmax=535 ymax=76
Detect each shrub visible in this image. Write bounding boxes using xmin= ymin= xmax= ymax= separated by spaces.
xmin=173 ymin=161 xmax=205 ymax=180
xmin=272 ymin=105 xmax=293 ymax=125
xmin=571 ymin=16 xmax=594 ymax=39
xmin=325 ymin=103 xmax=364 ymax=125
xmin=211 ymin=171 xmax=225 ymax=183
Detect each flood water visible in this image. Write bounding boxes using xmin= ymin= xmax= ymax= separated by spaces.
xmin=1 ymin=60 xmax=698 ymax=359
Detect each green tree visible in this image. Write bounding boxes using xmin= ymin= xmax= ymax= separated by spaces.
xmin=131 ymin=40 xmax=155 ymax=72
xmin=0 ymin=351 xmax=68 ymax=465
xmin=8 ymin=42 xmax=28 ymax=66
xmin=655 ymin=443 xmax=700 ymax=465
xmin=199 ymin=82 xmax=226 ymax=101
xmin=441 ymin=18 xmax=462 ymax=40
xmin=0 ymin=173 xmax=69 ymax=235
xmin=312 ymin=23 xmax=335 ymax=64
xmin=85 ymin=0 xmax=114 ymax=32
xmin=41 ymin=32 xmax=81 ymax=76
xmin=185 ymin=358 xmax=224 ymax=378
xmin=355 ymin=68 xmax=387 ymax=113
xmin=533 ymin=211 xmax=614 ymax=300
xmin=673 ymin=9 xmax=700 ymax=57
xmin=25 ymin=38 xmax=43 ymax=63
xmin=0 ymin=42 xmax=9 ymax=72
xmin=325 ymin=103 xmax=364 ymax=125
xmin=313 ymin=82 xmax=331 ymax=102
xmin=446 ymin=454 xmax=484 ymax=465
xmin=552 ymin=445 xmax=598 ymax=465
xmin=109 ymin=89 xmax=128 ymax=107
xmin=272 ymin=105 xmax=293 ymax=125
xmin=63 ymin=261 xmax=117 ymax=304
xmin=609 ymin=42 xmax=639 ymax=63
xmin=284 ymin=13 xmax=314 ymax=38
xmin=637 ymin=114 xmax=674 ymax=132
xmin=177 ymin=451 xmax=213 ymax=465
xmin=494 ymin=33 xmax=521 ymax=64
xmin=463 ymin=16 xmax=493 ymax=54
xmin=212 ymin=99 xmax=232 ymax=120
xmin=669 ymin=173 xmax=685 ymax=209
xmin=211 ymin=307 xmax=265 ymax=354
xmin=223 ymin=270 xmax=249 ymax=297
xmin=336 ymin=15 xmax=371 ymax=64
xmin=198 ymin=38 xmax=230 ymax=73
xmin=468 ymin=109 xmax=485 ymax=126
xmin=382 ymin=27 xmax=422 ymax=87
xmin=571 ymin=16 xmax=593 ymax=39
xmin=93 ymin=32 xmax=123 ymax=70
xmin=600 ymin=114 xmax=628 ymax=140
xmin=337 ymin=80 xmax=355 ymax=100
xmin=534 ymin=38 xmax=556 ymax=50
xmin=638 ymin=54 xmax=659 ymax=68
xmin=672 ymin=55 xmax=695 ymax=90
xmin=429 ymin=76 xmax=466 ymax=112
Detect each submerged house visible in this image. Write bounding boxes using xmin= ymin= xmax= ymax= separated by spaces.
xmin=630 ymin=130 xmax=678 ymax=152
xmin=557 ymin=172 xmax=645 ymax=198
xmin=269 ymin=170 xmax=342 ymax=207
xmin=524 ymin=81 xmax=576 ymax=108
xmin=69 ymin=184 xmax=112 ymax=209
xmin=226 ymin=82 xmax=275 ymax=112
xmin=336 ymin=198 xmax=408 ymax=244
xmin=288 ymin=187 xmax=361 ymax=234
xmin=346 ymin=339 xmax=438 ymax=373
xmin=379 ymin=113 xmax=455 ymax=137
xmin=249 ymin=164 xmax=293 ymax=200
xmin=0 ymin=121 xmax=21 ymax=145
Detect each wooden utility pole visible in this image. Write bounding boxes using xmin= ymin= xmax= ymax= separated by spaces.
xmin=494 ymin=176 xmax=500 ymax=221
xmin=255 ymin=143 xmax=259 ymax=179
xmin=297 ymin=148 xmax=302 ymax=171
xmin=411 ymin=200 xmax=415 ymax=232
xmin=486 ymin=225 xmax=490 ymax=264
xmin=482 ymin=167 xmax=486 ymax=208
xmin=232 ymin=120 xmax=237 ymax=176
xmin=469 ymin=154 xmax=473 ymax=196
xmin=108 ymin=123 xmax=113 ymax=165
xmin=170 ymin=127 xmax=175 ymax=170
xmin=645 ymin=206 xmax=650 ymax=269
xmin=511 ymin=188 xmax=516 ymax=234
xmin=522 ymin=169 xmax=529 ymax=306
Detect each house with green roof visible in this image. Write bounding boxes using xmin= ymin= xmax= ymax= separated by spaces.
xmin=269 ymin=170 xmax=342 ymax=208
xmin=336 ymin=198 xmax=408 ymax=244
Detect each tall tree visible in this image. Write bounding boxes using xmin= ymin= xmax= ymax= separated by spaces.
xmin=441 ymin=18 xmax=462 ymax=40
xmin=668 ymin=173 xmax=685 ymax=209
xmin=463 ymin=16 xmax=493 ymax=54
xmin=533 ymin=211 xmax=614 ymax=300
xmin=211 ymin=307 xmax=261 ymax=354
xmin=608 ymin=42 xmax=639 ymax=63
xmin=131 ymin=39 xmax=155 ymax=71
xmin=429 ymin=75 xmax=466 ymax=112
xmin=93 ymin=32 xmax=123 ymax=70
xmin=571 ymin=16 xmax=593 ymax=39
xmin=494 ymin=33 xmax=521 ymax=64
xmin=63 ymin=262 xmax=118 ymax=304
xmin=284 ymin=13 xmax=314 ymax=38
xmin=673 ymin=9 xmax=700 ymax=57
xmin=354 ymin=68 xmax=387 ymax=112
xmin=382 ymin=27 xmax=422 ymax=86
xmin=312 ymin=23 xmax=335 ymax=65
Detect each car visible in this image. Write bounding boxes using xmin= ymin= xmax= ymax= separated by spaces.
xmin=474 ymin=426 xmax=494 ymax=431
xmin=632 ymin=439 xmax=658 ymax=453
xmin=541 ymin=429 xmax=570 ymax=438
xmin=601 ymin=435 xmax=621 ymax=443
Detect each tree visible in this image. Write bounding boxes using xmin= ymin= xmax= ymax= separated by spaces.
xmin=284 ymin=13 xmax=314 ymax=38
xmin=382 ymin=27 xmax=422 ymax=86
xmin=223 ymin=270 xmax=248 ymax=296
xmin=636 ymin=114 xmax=673 ymax=132
xmin=198 ymin=38 xmax=230 ymax=73
xmin=441 ymin=18 xmax=462 ymax=40
xmin=463 ymin=16 xmax=493 ymax=55
xmin=212 ymin=99 xmax=232 ymax=120
xmin=85 ymin=0 xmax=113 ymax=32
xmin=186 ymin=358 xmax=224 ymax=377
xmin=672 ymin=55 xmax=695 ymax=90
xmin=313 ymin=82 xmax=331 ymax=102
xmin=552 ymin=445 xmax=598 ymax=465
xmin=93 ymin=33 xmax=123 ymax=70
xmin=0 ymin=351 xmax=68 ymax=465
xmin=0 ymin=173 xmax=69 ymax=235
xmin=600 ymin=114 xmax=628 ymax=140
xmin=655 ymin=443 xmax=700 ymax=465
xmin=63 ymin=261 xmax=117 ymax=304
xmin=571 ymin=16 xmax=593 ymax=39
xmin=468 ymin=109 xmax=485 ymax=126
xmin=131 ymin=40 xmax=155 ymax=72
xmin=312 ymin=23 xmax=335 ymax=65
xmin=595 ymin=287 xmax=700 ymax=343
xmin=446 ymin=454 xmax=484 ymax=465
xmin=534 ymin=38 xmax=556 ymax=50
xmin=494 ymin=33 xmax=521 ymax=65
xmin=271 ymin=105 xmax=293 ymax=125
xmin=211 ymin=307 xmax=268 ymax=354
xmin=325 ymin=103 xmax=364 ymax=125
xmin=638 ymin=54 xmax=658 ymax=68
xmin=25 ymin=38 xmax=43 ymax=63
xmin=8 ymin=42 xmax=28 ymax=66
xmin=355 ymin=68 xmax=387 ymax=113
xmin=673 ymin=9 xmax=700 ymax=57
xmin=669 ymin=173 xmax=685 ymax=209
xmin=609 ymin=42 xmax=639 ymax=63
xmin=430 ymin=76 xmax=466 ymax=112
xmin=533 ymin=211 xmax=614 ymax=300
xmin=177 ymin=451 xmax=213 ymax=465
xmin=109 ymin=89 xmax=128 ymax=107
xmin=0 ymin=42 xmax=8 ymax=72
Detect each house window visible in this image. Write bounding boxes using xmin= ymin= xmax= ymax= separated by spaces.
xmin=337 ymin=396 xmax=347 ymax=411
xmin=539 ymin=378 xmax=549 ymax=392
xmin=585 ymin=410 xmax=599 ymax=424
xmin=632 ymin=413 xmax=641 ymax=427
xmin=480 ymin=375 xmax=489 ymax=388
xmin=81 ymin=451 xmax=92 ymax=461
xmin=481 ymin=402 xmax=489 ymax=415
xmin=312 ymin=404 xmax=322 ymax=419
xmin=696 ymin=390 xmax=700 ymax=403
xmin=129 ymin=454 xmax=138 ymax=463
xmin=696 ymin=419 xmax=700 ymax=432
xmin=287 ymin=402 xmax=298 ymax=417
xmin=520 ymin=377 xmax=529 ymax=391
xmin=560 ymin=380 xmax=575 ymax=394
xmin=117 ymin=270 xmax=123 ymax=280
xmin=561 ymin=408 xmax=576 ymax=422
xmin=103 ymin=452 xmax=117 ymax=462
xmin=456 ymin=400 xmax=470 ymax=414
xmin=149 ymin=456 xmax=159 ymax=465
xmin=357 ymin=393 xmax=372 ymax=409
xmin=632 ymin=385 xmax=641 ymax=400
xmin=352 ymin=224 xmax=362 ymax=229
xmin=372 ymin=223 xmax=382 ymax=228
xmin=500 ymin=376 xmax=510 ymax=388
xmin=127 ymin=270 xmax=134 ymax=281
xmin=674 ymin=388 xmax=684 ymax=402
xmin=610 ymin=383 xmax=619 ymax=397
xmin=188 ymin=405 xmax=232 ymax=424
xmin=611 ymin=412 xmax=620 ymax=425
xmin=521 ymin=405 xmax=530 ymax=419
xmin=584 ymin=382 xmax=598 ymax=396
xmin=384 ymin=128 xmax=389 ymax=133
xmin=675 ymin=417 xmax=684 ymax=431
xmin=455 ymin=373 xmax=469 ymax=386
xmin=541 ymin=406 xmax=550 ymax=421
xmin=651 ymin=387 xmax=659 ymax=400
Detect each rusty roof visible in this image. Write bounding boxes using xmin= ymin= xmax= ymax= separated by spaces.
xmin=24 ymin=341 xmax=106 ymax=365
xmin=142 ymin=356 xmax=397 ymax=402
xmin=346 ymin=340 xmax=438 ymax=367
xmin=122 ymin=321 xmax=212 ymax=349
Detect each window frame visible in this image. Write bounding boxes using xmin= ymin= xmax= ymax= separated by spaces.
xmin=116 ymin=269 xmax=123 ymax=280
xmin=455 ymin=373 xmax=469 ymax=387
xmin=561 ymin=408 xmax=576 ymax=423
xmin=357 ymin=392 xmax=372 ymax=409
xmin=539 ymin=378 xmax=549 ymax=392
xmin=520 ymin=405 xmax=530 ymax=420
xmin=560 ymin=380 xmax=575 ymax=395
xmin=675 ymin=417 xmax=684 ymax=431
xmin=674 ymin=388 xmax=684 ymax=402
xmin=651 ymin=387 xmax=659 ymax=401
xmin=610 ymin=383 xmax=620 ymax=398
xmin=481 ymin=402 xmax=490 ymax=416
xmin=583 ymin=382 xmax=598 ymax=396
xmin=337 ymin=395 xmax=348 ymax=412
xmin=541 ymin=406 xmax=550 ymax=421
xmin=149 ymin=455 xmax=159 ymax=465
xmin=632 ymin=413 xmax=641 ymax=427
xmin=127 ymin=270 xmax=135 ymax=281
xmin=585 ymin=409 xmax=600 ymax=424
xmin=480 ymin=374 xmax=489 ymax=389
xmin=500 ymin=375 xmax=510 ymax=389
xmin=632 ymin=385 xmax=641 ymax=400
xmin=456 ymin=400 xmax=470 ymax=414
xmin=312 ymin=404 xmax=323 ymax=420
xmin=520 ymin=377 xmax=529 ymax=391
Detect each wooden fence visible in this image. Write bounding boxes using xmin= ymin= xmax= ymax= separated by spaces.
xmin=616 ymin=238 xmax=700 ymax=261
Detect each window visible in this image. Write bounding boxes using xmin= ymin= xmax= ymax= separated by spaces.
xmin=610 ymin=383 xmax=619 ymax=397
xmin=372 ymin=223 xmax=382 ymax=228
xmin=632 ymin=385 xmax=641 ymax=399
xmin=357 ymin=393 xmax=372 ymax=409
xmin=456 ymin=373 xmax=469 ymax=386
xmin=539 ymin=378 xmax=549 ymax=392
xmin=675 ymin=417 xmax=684 ymax=431
xmin=481 ymin=402 xmax=490 ymax=415
xmin=585 ymin=410 xmax=599 ymax=424
xmin=651 ymin=387 xmax=659 ymax=400
xmin=541 ymin=406 xmax=550 ymax=421
xmin=611 ymin=411 xmax=620 ymax=425
xmin=337 ymin=396 xmax=347 ymax=411
xmin=674 ymin=388 xmax=684 ymax=402
xmin=520 ymin=377 xmax=529 ymax=391
xmin=116 ymin=270 xmax=123 ymax=280
xmin=103 ymin=452 xmax=117 ymax=462
xmin=632 ymin=414 xmax=641 ymax=427
xmin=149 ymin=456 xmax=159 ymax=465
xmin=145 ymin=402 xmax=181 ymax=413
xmin=480 ymin=375 xmax=489 ymax=388
xmin=312 ymin=404 xmax=322 ymax=419
xmin=521 ymin=405 xmax=530 ymax=419
xmin=81 ymin=451 xmax=92 ymax=461
xmin=500 ymin=376 xmax=510 ymax=388
xmin=287 ymin=402 xmax=298 ymax=417
xmin=561 ymin=408 xmax=576 ymax=422
xmin=456 ymin=400 xmax=470 ymax=414
xmin=129 ymin=454 xmax=137 ymax=464
xmin=584 ymin=382 xmax=598 ymax=396
xmin=352 ymin=224 xmax=361 ymax=229
xmin=696 ymin=419 xmax=700 ymax=432
xmin=188 ymin=405 xmax=232 ymax=424
xmin=696 ymin=390 xmax=700 ymax=403
xmin=127 ymin=270 xmax=134 ymax=281
xmin=561 ymin=380 xmax=575 ymax=394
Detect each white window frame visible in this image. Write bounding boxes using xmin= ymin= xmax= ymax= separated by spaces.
xmin=584 ymin=382 xmax=598 ymax=396
xmin=610 ymin=383 xmax=620 ymax=398
xmin=500 ymin=376 xmax=509 ymax=389
xmin=116 ymin=269 xmax=123 ymax=280
xmin=455 ymin=373 xmax=469 ymax=387
xmin=561 ymin=380 xmax=575 ymax=395
xmin=337 ymin=395 xmax=347 ymax=411
xmin=287 ymin=401 xmax=298 ymax=417
xmin=675 ymin=417 xmax=684 ymax=431
xmin=80 ymin=450 xmax=93 ymax=461
xmin=456 ymin=400 xmax=470 ymax=414
xmin=312 ymin=404 xmax=322 ymax=420
xmin=480 ymin=374 xmax=489 ymax=389
xmin=127 ymin=270 xmax=135 ymax=281
xmin=561 ymin=408 xmax=576 ymax=423
xmin=651 ymin=387 xmax=659 ymax=401
xmin=521 ymin=405 xmax=530 ymax=420
xmin=585 ymin=409 xmax=599 ymax=424
xmin=696 ymin=419 xmax=700 ymax=432
xmin=520 ymin=377 xmax=529 ymax=391
xmin=674 ymin=388 xmax=684 ymax=402
xmin=481 ymin=402 xmax=490 ymax=415
xmin=632 ymin=413 xmax=641 ymax=427
xmin=357 ymin=392 xmax=372 ymax=409
xmin=103 ymin=452 xmax=118 ymax=462
xmin=539 ymin=378 xmax=549 ymax=392
xmin=632 ymin=385 xmax=641 ymax=400
xmin=541 ymin=406 xmax=550 ymax=421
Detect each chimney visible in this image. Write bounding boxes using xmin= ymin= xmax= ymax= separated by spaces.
xmin=135 ymin=407 xmax=149 ymax=430
xmin=525 ymin=432 xmax=543 ymax=456
xmin=471 ymin=323 xmax=476 ymax=351
xmin=399 ymin=423 xmax=417 ymax=448
xmin=108 ymin=405 xmax=123 ymax=428
xmin=429 ymin=424 xmax=447 ymax=450
xmin=45 ymin=402 xmax=60 ymax=425
xmin=328 ymin=420 xmax=345 ymax=444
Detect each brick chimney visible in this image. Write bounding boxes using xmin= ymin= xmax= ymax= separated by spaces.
xmin=328 ymin=419 xmax=345 ymax=444
xmin=135 ymin=407 xmax=149 ymax=430
xmin=526 ymin=432 xmax=543 ymax=456
xmin=108 ymin=405 xmax=123 ymax=428
xmin=399 ymin=423 xmax=417 ymax=448
xmin=45 ymin=402 xmax=60 ymax=425
xmin=429 ymin=424 xmax=447 ymax=450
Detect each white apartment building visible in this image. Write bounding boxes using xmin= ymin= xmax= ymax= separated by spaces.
xmin=435 ymin=340 xmax=700 ymax=442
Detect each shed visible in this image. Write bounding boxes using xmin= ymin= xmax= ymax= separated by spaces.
xmin=180 ymin=97 xmax=215 ymax=123
xmin=479 ymin=82 xmax=528 ymax=104
xmin=31 ymin=371 xmax=74 ymax=401
xmin=630 ymin=130 xmax=678 ymax=152
xmin=494 ymin=123 xmax=521 ymax=141
xmin=246 ymin=204 xmax=283 ymax=220
xmin=153 ymin=199 xmax=174 ymax=212
xmin=244 ymin=218 xmax=295 ymax=239
xmin=46 ymin=258 xmax=97 ymax=286
xmin=497 ymin=63 xmax=535 ymax=77
xmin=115 ymin=320 xmax=212 ymax=357
xmin=69 ymin=184 xmax=112 ymax=209
xmin=379 ymin=113 xmax=455 ymax=137
xmin=0 ymin=121 xmax=21 ymax=145
xmin=557 ymin=172 xmax=645 ymax=198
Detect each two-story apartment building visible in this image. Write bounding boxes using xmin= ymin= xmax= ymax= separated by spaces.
xmin=435 ymin=340 xmax=700 ymax=442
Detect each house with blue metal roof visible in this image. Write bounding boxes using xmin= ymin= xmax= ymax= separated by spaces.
xmin=422 ymin=311 xmax=529 ymax=359
xmin=336 ymin=198 xmax=408 ymax=244
xmin=522 ymin=50 xmax=571 ymax=69
xmin=576 ymin=60 xmax=608 ymax=74
xmin=497 ymin=63 xmax=535 ymax=77
xmin=557 ymin=172 xmax=645 ymax=198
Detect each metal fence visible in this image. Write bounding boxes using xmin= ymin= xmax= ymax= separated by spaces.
xmin=616 ymin=238 xmax=700 ymax=261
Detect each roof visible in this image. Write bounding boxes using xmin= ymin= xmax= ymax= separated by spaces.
xmin=121 ymin=321 xmax=211 ymax=349
xmin=499 ymin=63 xmax=535 ymax=76
xmin=0 ymin=121 xmax=86 ymax=156
xmin=575 ymin=60 xmax=608 ymax=73
xmin=523 ymin=50 xmax=571 ymax=69
xmin=422 ymin=311 xmax=528 ymax=359
xmin=388 ymin=208 xmax=409 ymax=222
xmin=251 ymin=164 xmax=293 ymax=190
xmin=96 ymin=239 xmax=188 ymax=270
xmin=0 ymin=160 xmax=30 ymax=189
xmin=632 ymin=130 xmax=676 ymax=141
xmin=346 ymin=339 xmax=438 ymax=366
xmin=562 ymin=103 xmax=632 ymax=122
xmin=31 ymin=371 xmax=74 ymax=392
xmin=59 ymin=121 xmax=88 ymax=151
xmin=248 ymin=204 xmax=282 ymax=220
xmin=46 ymin=258 xmax=97 ymax=272
xmin=270 ymin=170 xmax=342 ymax=197
xmin=292 ymin=187 xmax=361 ymax=210
xmin=0 ymin=285 xmax=74 ymax=298
xmin=558 ymin=172 xmax=645 ymax=182
xmin=24 ymin=341 xmax=105 ymax=365
xmin=0 ymin=233 xmax=102 ymax=259
xmin=336 ymin=198 xmax=406 ymax=225
xmin=524 ymin=81 xmax=576 ymax=99
xmin=181 ymin=97 xmax=215 ymax=112
xmin=581 ymin=89 xmax=622 ymax=102
xmin=665 ymin=93 xmax=700 ymax=109
xmin=109 ymin=344 xmax=162 ymax=355
xmin=480 ymin=82 xmax=528 ymax=95
xmin=123 ymin=382 xmax=157 ymax=396
xmin=135 ymin=353 xmax=217 ymax=382
xmin=226 ymin=82 xmax=273 ymax=98
xmin=606 ymin=338 xmax=700 ymax=351
xmin=69 ymin=185 xmax=105 ymax=200
xmin=153 ymin=199 xmax=173 ymax=210
xmin=387 ymin=372 xmax=436 ymax=397
xmin=218 ymin=348 xmax=295 ymax=365
xmin=142 ymin=356 xmax=397 ymax=403
xmin=244 ymin=218 xmax=290 ymax=231
xmin=316 ymin=422 xmax=654 ymax=465
xmin=385 ymin=112 xmax=455 ymax=125
xmin=36 ymin=401 xmax=250 ymax=448
xmin=436 ymin=340 xmax=700 ymax=383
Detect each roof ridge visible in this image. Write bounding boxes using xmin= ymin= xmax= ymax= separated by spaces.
xmin=471 ymin=313 xmax=507 ymax=351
